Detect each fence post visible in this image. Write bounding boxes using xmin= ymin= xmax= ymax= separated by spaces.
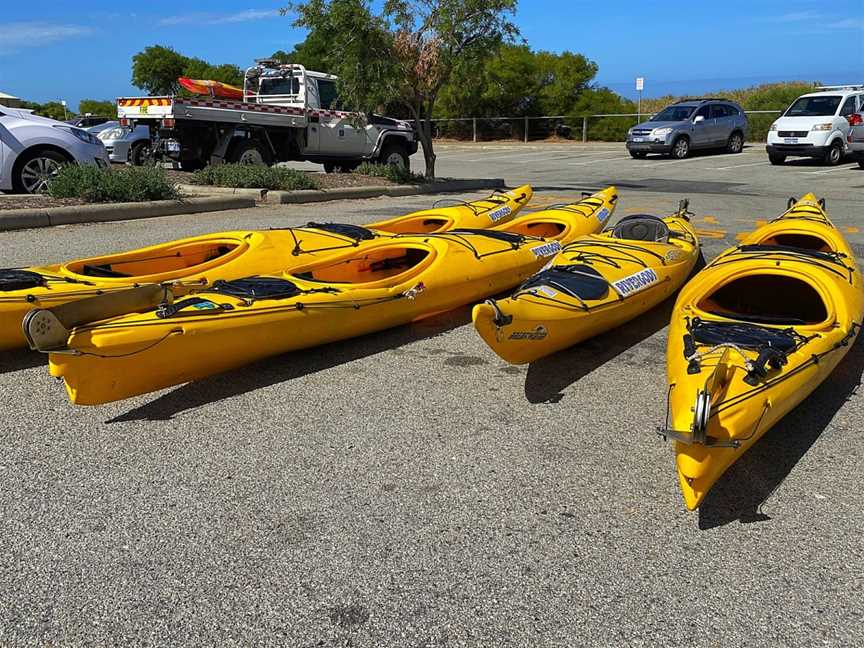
xmin=582 ymin=117 xmax=588 ymax=143
xmin=524 ymin=116 xmax=528 ymax=143
xmin=473 ymin=118 xmax=477 ymax=143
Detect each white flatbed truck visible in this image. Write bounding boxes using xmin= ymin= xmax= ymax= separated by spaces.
xmin=116 ymin=60 xmax=417 ymax=172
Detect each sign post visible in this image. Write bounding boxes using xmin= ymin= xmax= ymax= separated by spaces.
xmin=61 ymin=99 xmax=67 ymax=120
xmin=635 ymin=77 xmax=644 ymax=123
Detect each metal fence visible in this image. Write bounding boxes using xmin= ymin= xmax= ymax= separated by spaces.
xmin=414 ymin=110 xmax=783 ymax=143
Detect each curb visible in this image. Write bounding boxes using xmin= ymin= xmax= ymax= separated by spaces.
xmin=0 ymin=196 xmax=257 ymax=232
xmin=176 ymin=178 xmax=506 ymax=204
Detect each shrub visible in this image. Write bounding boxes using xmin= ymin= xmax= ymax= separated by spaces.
xmin=48 ymin=165 xmax=180 ymax=202
xmin=192 ymin=164 xmax=318 ymax=190
xmin=353 ymin=162 xmax=426 ymax=184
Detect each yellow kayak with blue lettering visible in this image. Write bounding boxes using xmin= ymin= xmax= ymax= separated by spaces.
xmin=473 ymin=200 xmax=699 ymax=365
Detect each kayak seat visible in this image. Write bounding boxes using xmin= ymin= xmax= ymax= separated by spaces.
xmin=210 ymin=276 xmax=301 ymax=300
xmin=521 ymin=264 xmax=609 ymax=301
xmin=306 ymin=222 xmax=376 ymax=241
xmin=612 ymin=215 xmax=669 ymax=242
xmin=82 ymin=264 xmax=131 ymax=278
xmin=0 ymin=269 xmax=46 ymax=291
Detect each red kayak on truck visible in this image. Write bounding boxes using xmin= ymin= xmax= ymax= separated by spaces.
xmin=178 ymin=77 xmax=244 ymax=100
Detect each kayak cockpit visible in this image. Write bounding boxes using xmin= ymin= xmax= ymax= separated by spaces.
xmin=754 ymin=232 xmax=834 ymax=253
xmin=65 ymin=240 xmax=247 ymax=280
xmin=698 ymin=274 xmax=828 ymax=325
xmin=501 ymin=220 xmax=567 ymax=239
xmin=294 ymin=245 xmax=433 ymax=284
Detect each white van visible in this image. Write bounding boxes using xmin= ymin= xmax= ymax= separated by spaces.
xmin=766 ymin=85 xmax=864 ymax=165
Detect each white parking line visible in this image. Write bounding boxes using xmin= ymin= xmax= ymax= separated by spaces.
xmin=798 ymin=165 xmax=858 ymax=175
xmin=566 ymin=156 xmax=635 ymax=166
xmin=708 ymin=160 xmax=770 ymax=170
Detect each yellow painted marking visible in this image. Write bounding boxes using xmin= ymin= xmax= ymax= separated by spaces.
xmin=735 ymin=231 xmax=752 ymax=241
xmin=847 ymin=227 xmax=860 ymax=234
xmin=702 ymin=216 xmax=718 ymax=224
xmin=755 ymin=220 xmax=767 ymax=227
xmin=695 ymin=228 xmax=728 ymax=239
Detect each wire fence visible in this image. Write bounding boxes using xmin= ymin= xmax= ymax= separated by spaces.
xmin=414 ymin=110 xmax=783 ymax=143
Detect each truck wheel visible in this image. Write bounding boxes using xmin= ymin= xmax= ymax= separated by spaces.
xmin=768 ymin=153 xmax=786 ymax=165
xmin=13 ymin=149 xmax=70 ymax=194
xmin=378 ymin=141 xmax=409 ymax=168
xmin=823 ymin=141 xmax=842 ymax=166
xmin=670 ymin=137 xmax=690 ymax=159
xmin=726 ymin=132 xmax=744 ymax=154
xmin=228 ymin=140 xmax=271 ymax=166
xmin=129 ymin=141 xmax=152 ymax=166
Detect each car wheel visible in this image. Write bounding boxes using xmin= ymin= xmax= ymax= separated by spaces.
xmin=859 ymin=159 xmax=864 ymax=170
xmin=13 ymin=149 xmax=70 ymax=194
xmin=670 ymin=137 xmax=690 ymax=159
xmin=823 ymin=141 xmax=843 ymax=166
xmin=129 ymin=141 xmax=153 ymax=166
xmin=228 ymin=140 xmax=271 ymax=166
xmin=726 ymin=132 xmax=744 ymax=154
xmin=378 ymin=141 xmax=409 ymax=168
xmin=768 ymin=153 xmax=786 ymax=165
xmin=629 ymin=151 xmax=647 ymax=159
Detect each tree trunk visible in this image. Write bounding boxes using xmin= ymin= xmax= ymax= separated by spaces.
xmin=419 ymin=118 xmax=436 ymax=179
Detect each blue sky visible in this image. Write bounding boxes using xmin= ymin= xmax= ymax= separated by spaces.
xmin=0 ymin=0 xmax=862 ymax=110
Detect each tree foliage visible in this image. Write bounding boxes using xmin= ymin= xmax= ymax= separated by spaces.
xmin=78 ymin=99 xmax=116 ymax=116
xmin=21 ymin=100 xmax=70 ymax=121
xmin=287 ymin=0 xmax=520 ymax=178
xmin=131 ymin=45 xmax=244 ymax=95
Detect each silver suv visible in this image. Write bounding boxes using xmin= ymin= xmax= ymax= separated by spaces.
xmin=626 ymin=99 xmax=749 ymax=159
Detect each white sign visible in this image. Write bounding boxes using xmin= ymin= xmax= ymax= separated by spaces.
xmin=635 ymin=77 xmax=644 ymax=92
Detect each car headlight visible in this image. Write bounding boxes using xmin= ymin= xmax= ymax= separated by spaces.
xmin=652 ymin=127 xmax=673 ymax=137
xmin=769 ymin=123 xmax=778 ymax=131
xmin=98 ymin=128 xmax=124 ymax=141
xmin=55 ymin=125 xmax=101 ymax=145
xmin=811 ymin=123 xmax=833 ymax=131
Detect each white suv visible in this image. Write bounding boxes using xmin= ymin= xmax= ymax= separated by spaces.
xmin=0 ymin=105 xmax=109 ymax=193
xmin=766 ymin=85 xmax=864 ymax=166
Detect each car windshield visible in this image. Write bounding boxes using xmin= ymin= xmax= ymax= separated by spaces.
xmin=785 ymin=96 xmax=842 ymax=117
xmin=650 ymin=106 xmax=695 ymax=122
xmin=259 ymin=76 xmax=300 ymax=96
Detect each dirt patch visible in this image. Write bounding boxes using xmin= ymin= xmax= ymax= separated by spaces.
xmin=0 ymin=195 xmax=87 ymax=211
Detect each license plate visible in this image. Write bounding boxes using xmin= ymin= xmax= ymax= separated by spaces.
xmin=784 ymin=138 xmax=798 ymax=144
xmin=631 ymin=137 xmax=645 ymax=142
xmin=166 ymin=141 xmax=181 ymax=152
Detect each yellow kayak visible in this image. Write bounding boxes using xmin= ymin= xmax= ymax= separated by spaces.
xmin=662 ymin=194 xmax=864 ymax=510
xmin=473 ymin=200 xmax=699 ymax=364
xmin=0 ymin=185 xmax=532 ymax=351
xmin=28 ymin=187 xmax=617 ymax=405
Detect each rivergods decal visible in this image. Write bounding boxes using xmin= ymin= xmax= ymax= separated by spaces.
xmin=487 ymin=206 xmax=512 ymax=223
xmin=509 ymin=325 xmax=548 ymax=341
xmin=530 ymin=241 xmax=563 ymax=258
xmin=612 ymin=268 xmax=659 ymax=296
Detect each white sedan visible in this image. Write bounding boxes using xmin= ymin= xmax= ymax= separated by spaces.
xmin=0 ymin=105 xmax=110 ymax=193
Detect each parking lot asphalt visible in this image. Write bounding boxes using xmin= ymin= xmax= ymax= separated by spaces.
xmin=2 ymin=142 xmax=863 ymax=646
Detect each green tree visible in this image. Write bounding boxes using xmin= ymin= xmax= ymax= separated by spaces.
xmin=289 ymin=0 xmax=519 ymax=178
xmin=78 ymin=99 xmax=116 ymax=117
xmin=25 ymin=101 xmax=71 ymax=121
xmin=131 ymin=45 xmax=188 ymax=95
